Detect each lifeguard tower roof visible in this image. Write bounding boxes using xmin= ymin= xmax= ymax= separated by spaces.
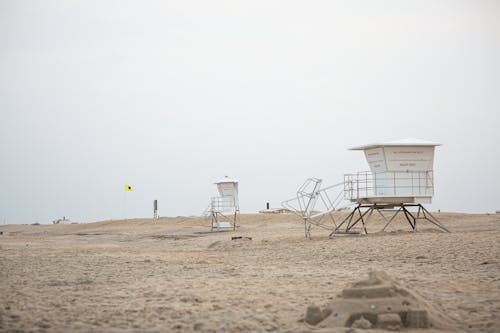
xmin=214 ymin=177 xmax=238 ymax=184
xmin=349 ymin=138 xmax=441 ymax=151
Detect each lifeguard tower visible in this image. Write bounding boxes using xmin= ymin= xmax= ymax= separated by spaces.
xmin=209 ymin=176 xmax=239 ymax=231
xmin=331 ymin=139 xmax=449 ymax=235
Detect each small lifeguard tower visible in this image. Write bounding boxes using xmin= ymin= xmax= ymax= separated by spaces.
xmin=331 ymin=139 xmax=449 ymax=235
xmin=209 ymin=176 xmax=239 ymax=231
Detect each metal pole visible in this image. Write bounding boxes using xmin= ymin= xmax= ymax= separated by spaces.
xmin=153 ymin=199 xmax=158 ymax=219
xmin=233 ymin=210 xmax=237 ymax=231
xmin=393 ymin=172 xmax=396 ymax=196
xmin=356 ymin=174 xmax=359 ymax=200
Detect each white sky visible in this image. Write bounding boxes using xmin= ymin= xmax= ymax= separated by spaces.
xmin=1 ymin=1 xmax=499 ymax=224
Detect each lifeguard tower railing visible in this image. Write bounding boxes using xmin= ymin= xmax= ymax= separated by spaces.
xmin=210 ymin=196 xmax=237 ymax=213
xmin=344 ymin=170 xmax=434 ymax=201
xmin=208 ymin=196 xmax=239 ymax=231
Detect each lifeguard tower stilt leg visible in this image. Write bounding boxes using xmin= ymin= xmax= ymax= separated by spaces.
xmin=330 ymin=203 xmax=450 ymax=237
xmin=233 ymin=210 xmax=238 ymax=231
xmin=329 ymin=204 xmax=373 ymax=236
xmin=380 ymin=203 xmax=450 ymax=233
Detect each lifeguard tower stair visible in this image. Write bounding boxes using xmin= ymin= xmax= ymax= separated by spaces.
xmin=330 ymin=202 xmax=450 ymax=238
xmin=282 ymin=178 xmax=351 ymax=238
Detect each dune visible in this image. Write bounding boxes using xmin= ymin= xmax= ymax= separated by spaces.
xmin=0 ymin=212 xmax=499 ymax=332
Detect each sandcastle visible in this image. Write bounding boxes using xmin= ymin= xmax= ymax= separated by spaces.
xmin=305 ymin=271 xmax=457 ymax=331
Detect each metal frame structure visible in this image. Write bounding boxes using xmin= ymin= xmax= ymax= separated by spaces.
xmin=329 ymin=203 xmax=450 ymax=236
xmin=284 ymin=140 xmax=449 ymax=238
xmin=209 ymin=196 xmax=238 ymax=231
xmin=153 ymin=199 xmax=159 ymax=220
xmin=330 ymin=170 xmax=449 ymax=236
xmin=206 ymin=177 xmax=239 ymax=232
xmin=282 ymin=173 xmax=449 ymax=238
xmin=282 ymin=178 xmax=346 ymax=238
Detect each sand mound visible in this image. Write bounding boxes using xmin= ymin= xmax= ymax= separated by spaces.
xmin=305 ymin=271 xmax=458 ymax=331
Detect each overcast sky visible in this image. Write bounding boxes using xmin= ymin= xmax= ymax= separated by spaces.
xmin=1 ymin=1 xmax=499 ymax=224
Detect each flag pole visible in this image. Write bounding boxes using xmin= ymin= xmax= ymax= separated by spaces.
xmin=123 ymin=189 xmax=126 ymax=221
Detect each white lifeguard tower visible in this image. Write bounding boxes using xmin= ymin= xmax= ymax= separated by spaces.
xmin=331 ymin=139 xmax=449 ymax=235
xmin=209 ymin=176 xmax=239 ymax=231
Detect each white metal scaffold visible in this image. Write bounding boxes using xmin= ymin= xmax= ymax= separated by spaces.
xmin=281 ymin=178 xmax=346 ymax=238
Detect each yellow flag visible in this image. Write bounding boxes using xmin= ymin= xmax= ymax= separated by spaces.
xmin=125 ymin=184 xmax=134 ymax=191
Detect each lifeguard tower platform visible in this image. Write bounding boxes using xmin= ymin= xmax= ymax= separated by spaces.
xmin=208 ymin=176 xmax=239 ymax=231
xmin=331 ymin=139 xmax=449 ymax=235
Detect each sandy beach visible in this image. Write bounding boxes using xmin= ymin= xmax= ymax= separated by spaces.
xmin=0 ymin=212 xmax=499 ymax=332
